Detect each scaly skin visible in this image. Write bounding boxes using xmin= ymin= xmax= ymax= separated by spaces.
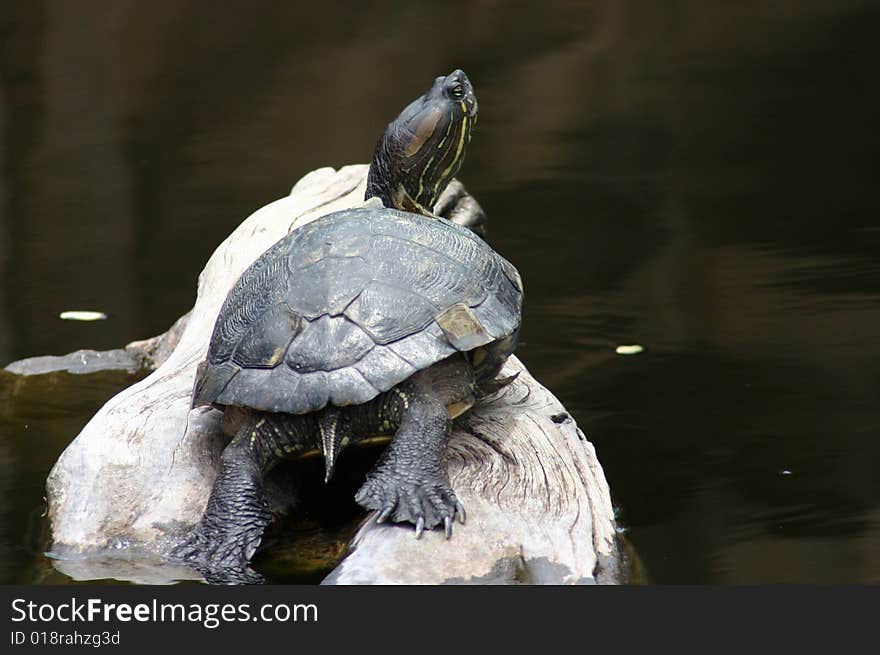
xmin=354 ymin=388 xmax=465 ymax=539
xmin=172 ymin=356 xmax=474 ymax=581
xmin=171 ymin=414 xmax=315 ymax=583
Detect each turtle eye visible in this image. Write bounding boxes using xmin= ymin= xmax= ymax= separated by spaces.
xmin=449 ymin=83 xmax=464 ymax=100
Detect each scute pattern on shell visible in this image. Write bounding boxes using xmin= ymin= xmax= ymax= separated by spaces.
xmin=196 ymin=207 xmax=522 ymax=414
xmin=207 ymin=238 xmax=294 ymax=365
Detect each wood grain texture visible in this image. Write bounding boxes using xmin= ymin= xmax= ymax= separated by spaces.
xmin=325 ymin=357 xmax=620 ymax=584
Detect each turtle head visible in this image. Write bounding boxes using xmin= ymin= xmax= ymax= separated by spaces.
xmin=365 ymin=69 xmax=477 ymax=216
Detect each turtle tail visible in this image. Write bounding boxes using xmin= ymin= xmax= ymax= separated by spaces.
xmin=318 ymin=409 xmax=350 ymax=483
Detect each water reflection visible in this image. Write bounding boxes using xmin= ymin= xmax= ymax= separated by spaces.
xmin=1 ymin=0 xmax=879 ymax=583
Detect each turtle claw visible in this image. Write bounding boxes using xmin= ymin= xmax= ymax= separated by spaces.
xmin=356 ymin=470 xmax=465 ymax=539
xmin=169 ymin=527 xmax=266 ymax=585
xmin=456 ymin=501 xmax=467 ymax=524
xmin=477 ymin=371 xmax=520 ymax=397
xmin=376 ymin=507 xmax=393 ymax=524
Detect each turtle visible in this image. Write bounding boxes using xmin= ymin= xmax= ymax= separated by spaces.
xmin=172 ymin=70 xmax=523 ymax=581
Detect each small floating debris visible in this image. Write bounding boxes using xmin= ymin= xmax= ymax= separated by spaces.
xmin=615 ymin=344 xmax=644 ymax=355
xmin=779 ymin=469 xmax=793 ymax=476
xmin=59 ymin=310 xmax=108 ymax=322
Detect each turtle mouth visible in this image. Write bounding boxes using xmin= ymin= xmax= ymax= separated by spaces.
xmin=458 ymin=88 xmax=478 ymax=119
xmin=463 ymin=95 xmax=478 ymax=118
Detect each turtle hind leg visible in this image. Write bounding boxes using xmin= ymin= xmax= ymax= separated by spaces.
xmin=354 ymin=385 xmax=465 ymax=539
xmin=170 ymin=412 xmax=310 ymax=583
xmin=471 ymin=330 xmax=520 ymax=398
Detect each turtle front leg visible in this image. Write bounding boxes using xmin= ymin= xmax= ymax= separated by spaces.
xmin=354 ymin=387 xmax=466 ymax=538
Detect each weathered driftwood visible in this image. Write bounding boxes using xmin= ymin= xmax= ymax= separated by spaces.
xmin=46 ymin=165 xmax=622 ymax=584
xmin=325 ymin=357 xmax=620 ymax=584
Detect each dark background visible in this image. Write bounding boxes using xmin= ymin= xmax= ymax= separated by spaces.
xmin=1 ymin=0 xmax=878 ymax=583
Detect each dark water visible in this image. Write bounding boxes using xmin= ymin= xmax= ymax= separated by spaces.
xmin=1 ymin=0 xmax=879 ymax=584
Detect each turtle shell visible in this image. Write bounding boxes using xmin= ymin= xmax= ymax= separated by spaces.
xmin=193 ymin=206 xmax=523 ymax=415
